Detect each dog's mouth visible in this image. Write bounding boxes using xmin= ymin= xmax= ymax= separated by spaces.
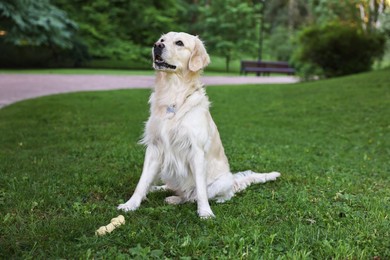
xmin=154 ymin=55 xmax=177 ymax=70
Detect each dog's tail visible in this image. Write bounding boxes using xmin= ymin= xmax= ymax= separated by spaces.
xmin=233 ymin=170 xmax=281 ymax=193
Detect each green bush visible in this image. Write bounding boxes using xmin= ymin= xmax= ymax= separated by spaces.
xmin=0 ymin=39 xmax=89 ymax=68
xmin=291 ymin=22 xmax=386 ymax=79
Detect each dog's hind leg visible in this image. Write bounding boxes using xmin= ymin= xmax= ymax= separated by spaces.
xmin=207 ymin=174 xmax=235 ymax=203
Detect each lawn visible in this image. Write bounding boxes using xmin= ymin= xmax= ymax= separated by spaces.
xmin=0 ymin=69 xmax=389 ymax=258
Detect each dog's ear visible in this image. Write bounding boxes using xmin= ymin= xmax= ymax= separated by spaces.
xmin=189 ymin=37 xmax=210 ymax=72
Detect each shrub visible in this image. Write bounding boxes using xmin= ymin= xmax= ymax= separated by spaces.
xmin=0 ymin=39 xmax=90 ymax=68
xmin=291 ymin=22 xmax=386 ymax=79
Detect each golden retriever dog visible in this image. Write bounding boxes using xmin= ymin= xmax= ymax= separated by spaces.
xmin=118 ymin=32 xmax=280 ymax=218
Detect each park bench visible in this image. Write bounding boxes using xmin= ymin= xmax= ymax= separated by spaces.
xmin=240 ymin=60 xmax=295 ymax=76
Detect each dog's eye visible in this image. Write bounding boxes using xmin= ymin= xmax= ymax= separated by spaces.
xmin=160 ymin=39 xmax=164 ymax=42
xmin=175 ymin=40 xmax=184 ymax=46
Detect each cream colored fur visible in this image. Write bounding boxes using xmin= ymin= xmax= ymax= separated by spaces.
xmin=118 ymin=32 xmax=280 ymax=218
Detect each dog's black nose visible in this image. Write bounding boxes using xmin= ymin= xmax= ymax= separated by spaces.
xmin=154 ymin=42 xmax=164 ymax=56
xmin=154 ymin=42 xmax=165 ymax=49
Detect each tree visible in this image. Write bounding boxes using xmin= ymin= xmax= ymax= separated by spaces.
xmin=0 ymin=0 xmax=77 ymax=49
xmin=262 ymin=0 xmax=389 ymax=71
xmin=52 ymin=0 xmax=186 ymax=64
xmin=198 ymin=0 xmax=260 ymax=72
xmin=265 ymin=0 xmax=309 ymax=32
xmin=261 ymin=0 xmax=311 ymax=61
xmin=357 ymin=0 xmax=388 ymax=32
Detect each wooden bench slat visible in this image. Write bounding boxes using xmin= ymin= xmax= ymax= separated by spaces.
xmin=240 ymin=60 xmax=295 ymax=76
xmin=245 ymin=68 xmax=295 ymax=73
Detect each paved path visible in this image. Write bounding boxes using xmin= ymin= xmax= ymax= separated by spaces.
xmin=0 ymin=74 xmax=298 ymax=108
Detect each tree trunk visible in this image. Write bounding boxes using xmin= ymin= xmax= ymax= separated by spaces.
xmin=226 ymin=55 xmax=230 ymax=72
xmin=288 ymin=0 xmax=298 ymax=33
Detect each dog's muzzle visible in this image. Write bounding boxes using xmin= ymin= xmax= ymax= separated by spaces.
xmin=153 ymin=42 xmax=176 ymax=70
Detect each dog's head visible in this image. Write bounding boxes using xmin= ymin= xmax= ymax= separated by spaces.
xmin=153 ymin=32 xmax=210 ymax=73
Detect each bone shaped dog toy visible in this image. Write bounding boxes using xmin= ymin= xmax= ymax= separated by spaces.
xmin=95 ymin=215 xmax=125 ymax=236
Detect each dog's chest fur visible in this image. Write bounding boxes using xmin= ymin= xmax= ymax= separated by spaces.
xmin=144 ymin=84 xmax=209 ymax=193
xmin=156 ymin=115 xmax=192 ymax=187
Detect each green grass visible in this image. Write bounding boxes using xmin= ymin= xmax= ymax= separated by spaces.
xmin=0 ymin=69 xmax=389 ymax=258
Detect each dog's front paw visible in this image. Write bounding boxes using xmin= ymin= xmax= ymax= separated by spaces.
xmin=198 ymin=208 xmax=216 ymax=219
xmin=117 ymin=198 xmax=140 ymax=212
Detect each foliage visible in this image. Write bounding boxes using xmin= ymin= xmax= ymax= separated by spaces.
xmin=0 ymin=0 xmax=77 ymax=48
xmin=291 ymin=22 xmax=386 ymax=78
xmin=0 ymin=68 xmax=389 ymax=258
xmin=118 ymin=0 xmax=185 ymax=47
xmin=262 ymin=0 xmax=389 ymax=65
xmin=266 ymin=26 xmax=294 ymax=61
xmin=355 ymin=0 xmax=389 ymax=32
xmin=0 ymin=40 xmax=89 ymax=68
xmin=379 ymin=9 xmax=390 ymax=37
xmin=53 ymin=0 xmax=184 ymax=64
xmin=264 ymin=0 xmax=309 ymax=31
xmin=306 ymin=0 xmax=361 ymax=26
xmin=1 ymin=0 xmax=389 ymax=70
xmin=198 ymin=0 xmax=260 ymax=72
xmin=0 ymin=0 xmax=89 ymax=67
xmin=265 ymin=0 xmax=389 ymax=33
